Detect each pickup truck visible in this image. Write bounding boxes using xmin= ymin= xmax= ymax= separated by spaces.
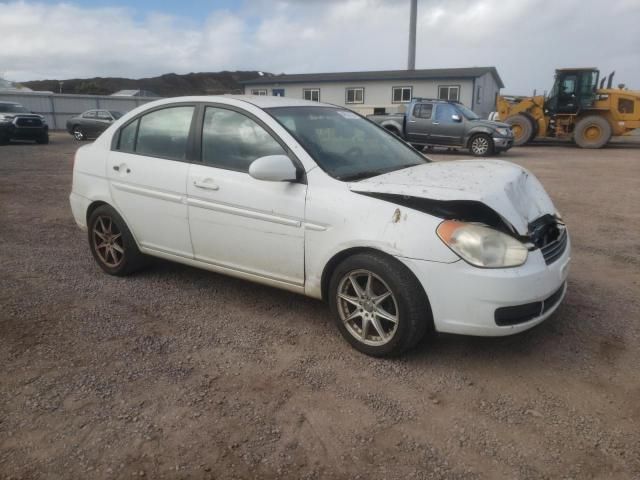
xmin=368 ymin=98 xmax=513 ymax=157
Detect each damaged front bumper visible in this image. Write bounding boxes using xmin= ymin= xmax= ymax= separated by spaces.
xmin=398 ymin=233 xmax=571 ymax=336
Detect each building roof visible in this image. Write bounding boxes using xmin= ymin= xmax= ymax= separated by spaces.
xmin=111 ymin=89 xmax=159 ymax=97
xmin=241 ymin=67 xmax=504 ymax=88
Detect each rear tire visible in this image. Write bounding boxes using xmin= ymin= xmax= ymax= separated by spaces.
xmin=385 ymin=127 xmax=401 ymax=137
xmin=505 ymin=114 xmax=535 ymax=146
xmin=88 ymin=205 xmax=146 ymax=276
xmin=329 ymin=252 xmax=432 ymax=357
xmin=574 ymin=115 xmax=612 ymax=149
xmin=469 ymin=133 xmax=494 ymax=157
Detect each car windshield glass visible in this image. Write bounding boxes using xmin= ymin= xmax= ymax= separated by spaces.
xmin=110 ymin=111 xmax=123 ymax=119
xmin=265 ymin=106 xmax=427 ymax=181
xmin=0 ymin=103 xmax=30 ymax=113
xmin=455 ymin=104 xmax=480 ymax=120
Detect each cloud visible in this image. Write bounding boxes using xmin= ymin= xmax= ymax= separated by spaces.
xmin=1 ymin=0 xmax=638 ymax=93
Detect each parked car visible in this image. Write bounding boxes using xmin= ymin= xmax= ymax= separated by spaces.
xmin=70 ymin=96 xmax=570 ymax=356
xmin=0 ymin=101 xmax=49 ymax=145
xmin=368 ymin=98 xmax=514 ymax=156
xmin=66 ymin=109 xmax=123 ymax=141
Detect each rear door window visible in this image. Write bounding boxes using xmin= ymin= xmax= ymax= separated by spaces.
xmin=134 ymin=106 xmax=195 ymax=160
xmin=414 ymin=104 xmax=433 ymax=119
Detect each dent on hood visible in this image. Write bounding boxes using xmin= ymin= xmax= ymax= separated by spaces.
xmin=358 ymin=192 xmax=517 ymax=235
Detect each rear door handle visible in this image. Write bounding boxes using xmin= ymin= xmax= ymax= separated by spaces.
xmin=432 ymin=122 xmax=440 ymax=125
xmin=112 ymin=165 xmax=131 ymax=173
xmin=193 ymin=179 xmax=219 ymax=191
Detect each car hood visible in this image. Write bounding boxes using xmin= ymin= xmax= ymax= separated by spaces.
xmin=469 ymin=119 xmax=511 ymax=129
xmin=348 ymin=160 xmax=556 ymax=235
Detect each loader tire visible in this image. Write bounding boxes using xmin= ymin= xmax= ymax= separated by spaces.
xmin=505 ymin=114 xmax=535 ymax=146
xmin=574 ymin=115 xmax=612 ymax=149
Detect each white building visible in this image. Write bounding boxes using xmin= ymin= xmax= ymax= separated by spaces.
xmin=241 ymin=67 xmax=504 ymax=119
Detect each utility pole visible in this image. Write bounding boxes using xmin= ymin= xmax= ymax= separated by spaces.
xmin=407 ymin=0 xmax=417 ymax=70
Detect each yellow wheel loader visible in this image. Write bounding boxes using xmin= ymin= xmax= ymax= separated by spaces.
xmin=496 ymin=68 xmax=640 ymax=148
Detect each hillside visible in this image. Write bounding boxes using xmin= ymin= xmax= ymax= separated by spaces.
xmin=21 ymin=71 xmax=269 ymax=96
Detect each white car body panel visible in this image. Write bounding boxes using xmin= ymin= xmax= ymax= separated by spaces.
xmin=107 ymin=150 xmax=193 ymax=258
xmin=186 ymin=163 xmax=307 ymax=286
xmin=349 ymin=160 xmax=556 ymax=235
xmin=70 ymin=95 xmax=570 ymax=338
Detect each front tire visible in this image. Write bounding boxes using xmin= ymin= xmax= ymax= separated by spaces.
xmin=505 ymin=114 xmax=535 ymax=146
xmin=36 ymin=134 xmax=49 ymax=144
xmin=469 ymin=134 xmax=494 ymax=157
xmin=329 ymin=252 xmax=432 ymax=357
xmin=88 ymin=205 xmax=146 ymax=276
xmin=73 ymin=125 xmax=86 ymax=141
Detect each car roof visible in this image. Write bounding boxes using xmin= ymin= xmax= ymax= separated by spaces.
xmin=135 ymin=95 xmax=337 ymax=110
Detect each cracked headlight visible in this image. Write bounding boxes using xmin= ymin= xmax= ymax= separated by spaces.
xmin=437 ymin=220 xmax=528 ymax=268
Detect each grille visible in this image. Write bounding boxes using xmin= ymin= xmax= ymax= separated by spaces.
xmin=540 ymin=226 xmax=568 ymax=265
xmin=528 ymin=216 xmax=568 ymax=265
xmin=16 ymin=117 xmax=43 ymax=127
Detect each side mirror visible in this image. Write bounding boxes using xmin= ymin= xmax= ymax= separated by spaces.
xmin=249 ymin=155 xmax=299 ymax=182
xmin=451 ymin=114 xmax=462 ymax=122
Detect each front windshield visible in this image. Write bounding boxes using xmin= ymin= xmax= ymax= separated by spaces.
xmin=455 ymin=104 xmax=480 ymax=120
xmin=0 ymin=103 xmax=30 ymax=113
xmin=110 ymin=111 xmax=123 ymax=119
xmin=266 ymin=106 xmax=427 ymax=181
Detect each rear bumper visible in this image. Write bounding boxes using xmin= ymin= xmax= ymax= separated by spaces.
xmin=398 ymin=233 xmax=571 ymax=336
xmin=69 ymin=192 xmax=90 ymax=231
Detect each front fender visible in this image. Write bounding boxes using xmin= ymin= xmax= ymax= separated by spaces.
xmin=465 ymin=126 xmax=497 ymax=145
xmin=303 ymin=171 xmax=459 ymax=298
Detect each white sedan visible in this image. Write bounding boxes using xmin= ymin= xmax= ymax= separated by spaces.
xmin=70 ymin=96 xmax=570 ymax=356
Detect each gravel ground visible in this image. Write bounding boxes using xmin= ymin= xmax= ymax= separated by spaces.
xmin=1 ymin=133 xmax=640 ymax=480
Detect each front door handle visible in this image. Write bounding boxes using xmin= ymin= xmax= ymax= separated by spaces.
xmin=193 ymin=179 xmax=219 ymax=191
xmin=432 ymin=122 xmax=440 ymax=125
xmin=407 ymin=120 xmax=417 ymax=123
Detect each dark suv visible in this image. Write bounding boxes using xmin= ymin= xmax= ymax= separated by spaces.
xmin=0 ymin=101 xmax=49 ymax=145
xmin=368 ymin=98 xmax=513 ymax=156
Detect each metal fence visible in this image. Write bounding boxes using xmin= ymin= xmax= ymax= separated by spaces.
xmin=0 ymin=91 xmax=161 ymax=130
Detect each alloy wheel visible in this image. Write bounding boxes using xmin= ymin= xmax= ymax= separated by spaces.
xmin=471 ymin=136 xmax=490 ymax=155
xmin=73 ymin=128 xmax=84 ymax=141
xmin=92 ymin=215 xmax=124 ymax=268
xmin=336 ymin=269 xmax=399 ymax=346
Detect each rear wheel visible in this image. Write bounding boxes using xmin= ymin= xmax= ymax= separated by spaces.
xmin=73 ymin=125 xmax=86 ymax=141
xmin=574 ymin=115 xmax=612 ymax=149
xmin=469 ymin=134 xmax=494 ymax=157
xmin=385 ymin=126 xmax=401 ymax=137
xmin=505 ymin=114 xmax=535 ymax=146
xmin=329 ymin=252 xmax=431 ymax=357
xmin=88 ymin=205 xmax=146 ymax=276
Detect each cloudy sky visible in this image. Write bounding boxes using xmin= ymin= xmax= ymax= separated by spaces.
xmin=1 ymin=0 xmax=639 ymax=94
